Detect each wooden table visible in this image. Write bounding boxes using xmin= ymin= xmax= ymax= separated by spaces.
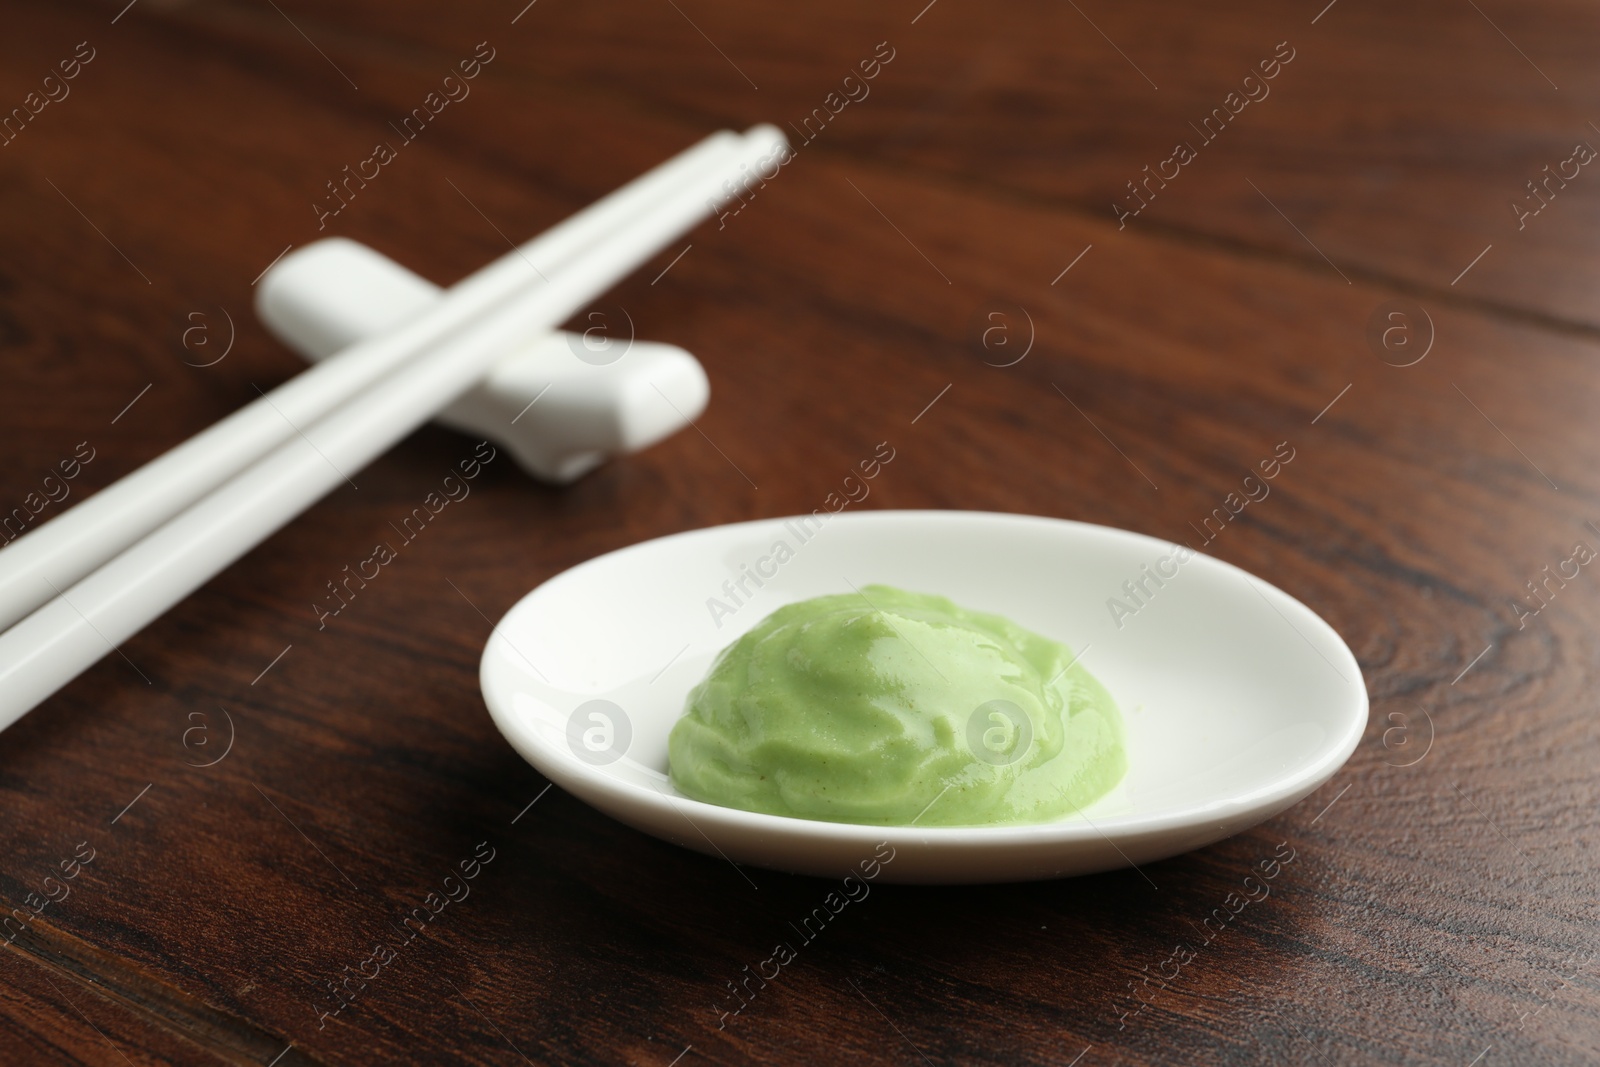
xmin=3 ymin=0 xmax=1598 ymax=1063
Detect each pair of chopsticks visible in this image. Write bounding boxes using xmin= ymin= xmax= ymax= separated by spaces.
xmin=0 ymin=125 xmax=786 ymax=728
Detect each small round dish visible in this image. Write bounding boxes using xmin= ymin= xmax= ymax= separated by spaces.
xmin=479 ymin=510 xmax=1366 ymax=884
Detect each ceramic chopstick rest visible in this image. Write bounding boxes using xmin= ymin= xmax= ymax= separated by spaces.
xmin=256 ymin=238 xmax=709 ymax=484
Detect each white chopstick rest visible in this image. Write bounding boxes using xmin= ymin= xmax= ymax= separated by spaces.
xmin=0 ymin=124 xmax=790 ymax=728
xmin=257 ymin=238 xmax=710 ymax=484
xmin=0 ymin=128 xmax=748 ymax=635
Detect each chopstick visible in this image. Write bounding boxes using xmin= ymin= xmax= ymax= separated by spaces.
xmin=0 ymin=125 xmax=787 ymax=727
xmin=0 ymin=127 xmax=754 ymax=635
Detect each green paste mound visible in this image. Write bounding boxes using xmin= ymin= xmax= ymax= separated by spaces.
xmin=667 ymin=585 xmax=1126 ymax=826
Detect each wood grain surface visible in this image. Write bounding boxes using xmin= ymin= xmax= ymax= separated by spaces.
xmin=2 ymin=0 xmax=1599 ymax=1064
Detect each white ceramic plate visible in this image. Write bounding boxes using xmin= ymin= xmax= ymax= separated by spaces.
xmin=479 ymin=510 xmax=1366 ymax=883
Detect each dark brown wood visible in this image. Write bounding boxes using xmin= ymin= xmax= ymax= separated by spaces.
xmin=211 ymin=0 xmax=1600 ymax=331
xmin=2 ymin=0 xmax=1599 ymax=1063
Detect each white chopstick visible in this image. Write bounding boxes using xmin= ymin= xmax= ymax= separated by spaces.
xmin=0 ymin=127 xmax=749 ymax=635
xmin=0 ymin=125 xmax=788 ymax=728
